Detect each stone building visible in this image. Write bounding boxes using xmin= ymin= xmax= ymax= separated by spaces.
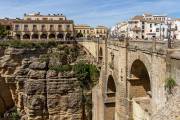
xmin=12 ymin=12 xmax=74 ymax=40
xmin=74 ymin=24 xmax=108 ymax=39
xmin=74 ymin=24 xmax=92 ymax=38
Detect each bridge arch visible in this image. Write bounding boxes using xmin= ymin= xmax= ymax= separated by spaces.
xmin=129 ymin=59 xmax=151 ymax=98
xmin=128 ymin=54 xmax=152 ymax=79
xmin=104 ymin=75 xmax=116 ymax=120
xmin=128 ymin=59 xmax=152 ymax=119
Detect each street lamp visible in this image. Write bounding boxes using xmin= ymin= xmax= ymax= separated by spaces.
xmin=166 ymin=18 xmax=172 ymax=48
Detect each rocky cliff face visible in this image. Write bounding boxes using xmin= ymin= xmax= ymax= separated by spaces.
xmin=0 ymin=44 xmax=94 ymax=120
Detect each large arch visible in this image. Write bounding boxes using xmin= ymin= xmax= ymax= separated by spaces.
xmin=128 ymin=59 xmax=151 ymax=119
xmin=129 ymin=59 xmax=151 ymax=98
xmin=49 ymin=33 xmax=55 ymax=39
xmin=23 ymin=34 xmax=30 ymax=39
xmin=104 ymin=75 xmax=116 ymax=120
xmin=40 ymin=34 xmax=47 ymax=39
xmin=32 ymin=34 xmax=39 ymax=39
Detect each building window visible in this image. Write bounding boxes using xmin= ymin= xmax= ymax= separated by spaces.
xmin=156 ymin=28 xmax=159 ymax=32
xmin=33 ymin=25 xmax=37 ymax=31
xmin=59 ymin=18 xmax=63 ymax=20
xmin=150 ymin=24 xmax=152 ymax=28
xmin=24 ymin=25 xmax=28 ymax=31
xmin=142 ymin=30 xmax=144 ymax=33
xmin=142 ymin=26 xmax=145 ymax=29
xmin=67 ymin=25 xmax=70 ymax=28
xmin=58 ymin=25 xmax=62 ymax=31
xmin=42 ymin=25 xmax=46 ymax=31
xmin=142 ymin=35 xmax=144 ymax=39
xmin=15 ymin=25 xmax=19 ymax=30
xmin=50 ymin=25 xmax=54 ymax=31
xmin=150 ymin=30 xmax=152 ymax=32
xmin=175 ymin=25 xmax=178 ymax=30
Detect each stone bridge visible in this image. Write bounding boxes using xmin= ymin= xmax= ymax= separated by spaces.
xmin=78 ymin=39 xmax=180 ymax=120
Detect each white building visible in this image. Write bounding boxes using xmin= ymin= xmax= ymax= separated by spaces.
xmin=172 ymin=19 xmax=180 ymax=40
xmin=111 ymin=13 xmax=170 ymax=40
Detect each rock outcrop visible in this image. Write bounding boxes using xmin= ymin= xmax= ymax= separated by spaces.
xmin=0 ymin=44 xmax=94 ymax=120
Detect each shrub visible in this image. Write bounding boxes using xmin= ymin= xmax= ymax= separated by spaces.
xmin=0 ymin=40 xmax=57 ymax=48
xmin=165 ymin=77 xmax=177 ymax=94
xmin=49 ymin=64 xmax=72 ymax=72
xmin=73 ymin=61 xmax=99 ymax=89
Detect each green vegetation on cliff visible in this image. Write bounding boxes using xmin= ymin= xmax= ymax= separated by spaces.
xmin=73 ymin=61 xmax=99 ymax=89
xmin=0 ymin=40 xmax=57 ymax=48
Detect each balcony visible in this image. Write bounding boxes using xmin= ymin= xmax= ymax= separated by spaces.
xmin=32 ymin=28 xmax=38 ymax=32
xmin=24 ymin=28 xmax=30 ymax=32
xmin=41 ymin=28 xmax=47 ymax=32
xmin=49 ymin=28 xmax=55 ymax=32
xmin=58 ymin=28 xmax=63 ymax=32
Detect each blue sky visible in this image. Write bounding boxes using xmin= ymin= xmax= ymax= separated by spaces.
xmin=0 ymin=0 xmax=180 ymax=27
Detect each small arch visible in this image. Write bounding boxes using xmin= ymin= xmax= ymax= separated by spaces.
xmin=49 ymin=33 xmax=55 ymax=39
xmin=32 ymin=34 xmax=39 ymax=39
xmin=66 ymin=33 xmax=71 ymax=40
xmin=57 ymin=33 xmax=64 ymax=39
xmin=40 ymin=34 xmax=47 ymax=39
xmin=23 ymin=34 xmax=30 ymax=39
xmin=76 ymin=32 xmax=83 ymax=38
xmin=15 ymin=34 xmax=21 ymax=40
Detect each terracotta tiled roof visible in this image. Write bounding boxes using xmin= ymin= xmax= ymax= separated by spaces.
xmin=132 ymin=16 xmax=144 ymax=20
xmin=175 ymin=18 xmax=180 ymax=21
xmin=0 ymin=19 xmax=13 ymax=25
xmin=12 ymin=20 xmax=74 ymax=24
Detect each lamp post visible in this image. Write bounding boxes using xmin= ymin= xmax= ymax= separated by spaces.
xmin=167 ymin=18 xmax=172 ymax=48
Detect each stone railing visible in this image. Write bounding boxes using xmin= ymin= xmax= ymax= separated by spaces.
xmin=107 ymin=39 xmax=168 ymax=54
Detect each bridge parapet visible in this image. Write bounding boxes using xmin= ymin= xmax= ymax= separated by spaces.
xmin=107 ymin=39 xmax=168 ymax=54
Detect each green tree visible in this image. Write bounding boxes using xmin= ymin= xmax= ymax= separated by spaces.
xmin=73 ymin=61 xmax=99 ymax=120
xmin=0 ymin=25 xmax=8 ymax=38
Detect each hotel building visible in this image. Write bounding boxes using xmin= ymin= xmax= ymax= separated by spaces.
xmin=12 ymin=12 xmax=74 ymax=40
